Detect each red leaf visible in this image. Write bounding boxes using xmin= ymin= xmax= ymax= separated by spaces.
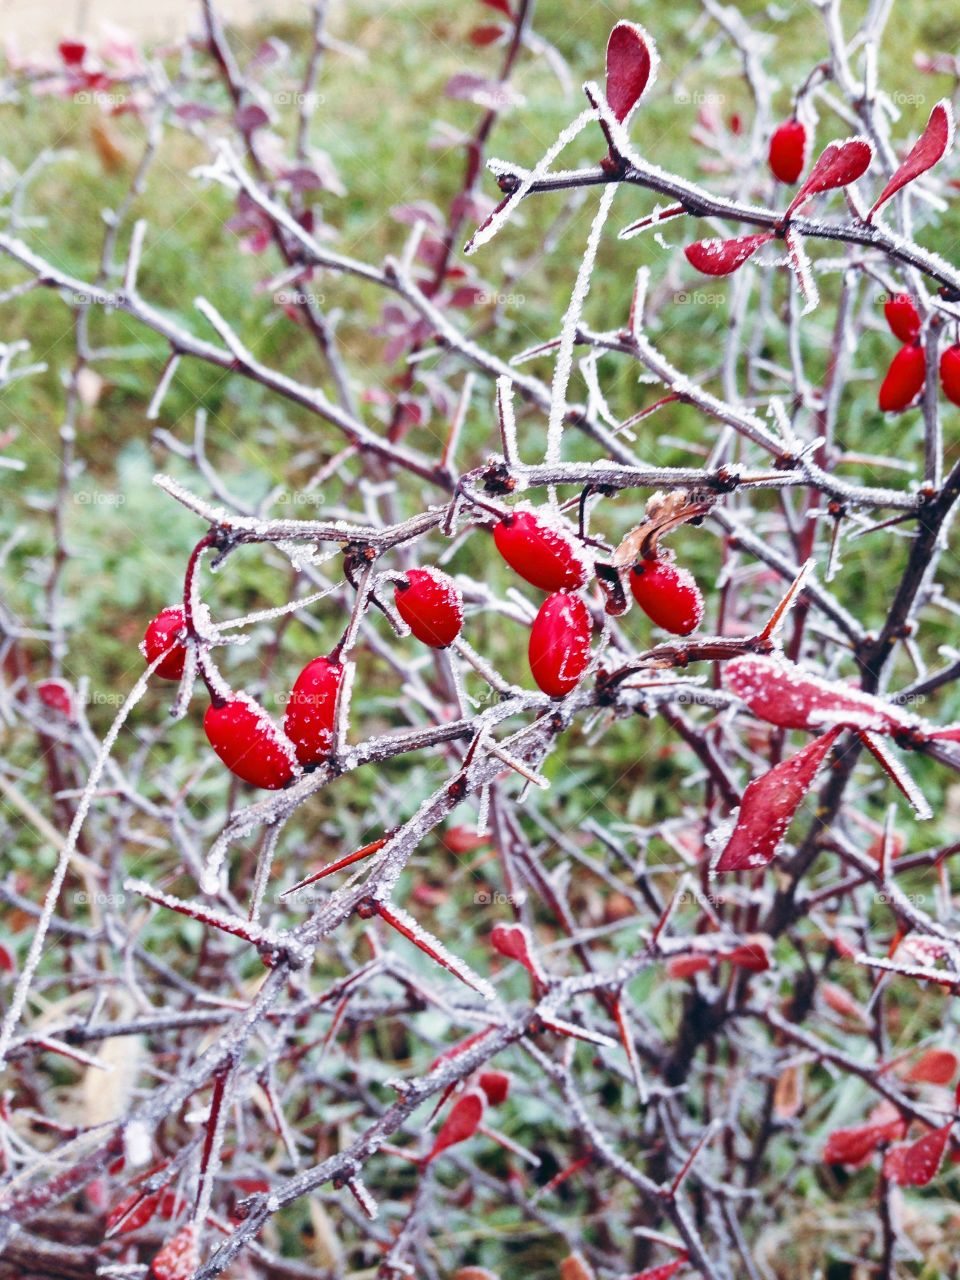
xmin=479 ymin=0 xmax=512 ymax=13
xmin=883 ymin=1124 xmax=952 ymax=1186
xmin=628 ymin=1258 xmax=688 ymax=1280
xmin=425 ymin=1088 xmax=486 ymax=1163
xmin=470 ymin=25 xmax=506 ymax=46
xmin=786 ymin=137 xmax=873 ymax=216
xmin=667 ymin=954 xmax=714 ymax=978
xmin=604 ymin=21 xmax=656 ymax=124
xmin=490 ymin=923 xmax=541 ymax=982
xmin=151 ymin=1225 xmax=199 ymax=1280
xmin=724 ymin=654 xmax=909 ymax=734
xmin=684 ymin=233 xmax=774 ymax=277
xmin=478 ymin=1070 xmax=510 ymax=1105
xmin=904 ymin=1049 xmax=958 ymax=1085
xmin=823 ymin=1116 xmax=906 ymax=1166
xmin=869 ymin=101 xmax=954 ymax=220
xmin=714 ymin=729 xmax=841 ymax=873
xmin=723 ymin=938 xmax=771 ymax=972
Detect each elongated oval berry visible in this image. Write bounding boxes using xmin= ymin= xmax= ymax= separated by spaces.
xmin=768 ymin=118 xmax=807 ymax=184
xmin=884 ymin=293 xmax=921 ymax=344
xmin=394 ymin=568 xmax=463 ymax=648
xmin=528 ymin=591 xmax=591 ymax=698
xmin=493 ymin=508 xmax=588 ymax=592
xmin=940 ymin=343 xmax=960 ymax=406
xmin=878 ymin=344 xmax=925 ymax=412
xmin=283 ymin=656 xmax=343 ymax=766
xmin=142 ymin=607 xmax=187 ymax=680
xmin=629 ymin=558 xmax=703 ymax=635
xmin=204 ymin=697 xmax=299 ymax=790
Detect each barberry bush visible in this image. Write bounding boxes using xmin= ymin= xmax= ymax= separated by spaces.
xmin=4 ymin=2 xmax=960 ymax=1277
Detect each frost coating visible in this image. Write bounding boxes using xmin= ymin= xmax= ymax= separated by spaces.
xmin=493 ymin=505 xmax=591 ymax=592
xmin=528 ymin=591 xmax=592 ymax=698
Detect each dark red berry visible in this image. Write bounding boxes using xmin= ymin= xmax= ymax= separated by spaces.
xmin=878 ymin=344 xmax=925 ymax=412
xmin=142 ymin=608 xmax=187 ymax=680
xmin=768 ymin=119 xmax=807 ymax=184
xmin=629 ymin=558 xmax=703 ymax=635
xmin=58 ymin=40 xmax=86 ymax=67
xmin=884 ymin=293 xmax=921 ymax=344
xmin=283 ymin=656 xmax=343 ymax=766
xmin=204 ymin=697 xmax=298 ymax=790
xmin=394 ymin=568 xmax=463 ymax=648
xmin=493 ymin=508 xmax=588 ymax=593
xmin=528 ymin=592 xmax=592 ymax=698
xmin=477 ymin=1070 xmax=510 ymax=1105
xmin=36 ymin=679 xmax=74 ymax=717
xmin=940 ymin=344 xmax=960 ymax=406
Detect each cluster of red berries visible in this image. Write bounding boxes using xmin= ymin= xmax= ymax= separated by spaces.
xmin=140 ymin=507 xmax=704 ymax=788
xmin=141 ymin=570 xmax=461 ymax=792
xmin=494 ymin=506 xmax=703 ymax=698
xmin=877 ymin=293 xmax=960 ymax=413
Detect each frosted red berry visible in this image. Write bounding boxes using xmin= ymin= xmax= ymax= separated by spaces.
xmin=394 ymin=568 xmax=464 ymax=648
xmin=283 ymin=656 xmax=343 ymax=766
xmin=142 ymin=607 xmax=187 ymax=680
xmin=528 ymin=591 xmax=592 ymax=698
xmin=36 ymin=679 xmax=74 ymax=717
xmin=940 ymin=343 xmax=960 ymax=406
xmin=204 ymin=697 xmax=298 ymax=790
xmin=884 ymin=293 xmax=921 ymax=344
xmin=768 ymin=118 xmax=807 ymax=184
xmin=493 ymin=508 xmax=588 ymax=593
xmin=878 ymin=343 xmax=925 ymax=412
xmin=629 ymin=558 xmax=703 ymax=635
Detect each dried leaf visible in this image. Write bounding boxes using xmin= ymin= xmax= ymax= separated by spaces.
xmin=560 ymin=1254 xmax=597 ymax=1280
xmin=773 ymin=1065 xmax=802 ymax=1119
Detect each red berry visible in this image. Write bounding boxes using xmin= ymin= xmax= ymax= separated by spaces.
xmin=204 ymin=697 xmax=298 ymax=790
xmin=528 ymin=591 xmax=592 ymax=698
xmin=283 ymin=656 xmax=343 ymax=766
xmin=142 ymin=608 xmax=187 ymax=680
xmin=493 ymin=508 xmax=588 ymax=593
xmin=58 ymin=40 xmax=87 ymax=67
xmin=36 ymin=679 xmax=74 ymax=717
xmin=940 ymin=343 xmax=960 ymax=406
xmin=884 ymin=293 xmax=921 ymax=344
xmin=629 ymin=558 xmax=703 ymax=635
xmin=768 ymin=118 xmax=808 ymax=185
xmin=878 ymin=344 xmax=925 ymax=412
xmin=394 ymin=568 xmax=463 ymax=648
